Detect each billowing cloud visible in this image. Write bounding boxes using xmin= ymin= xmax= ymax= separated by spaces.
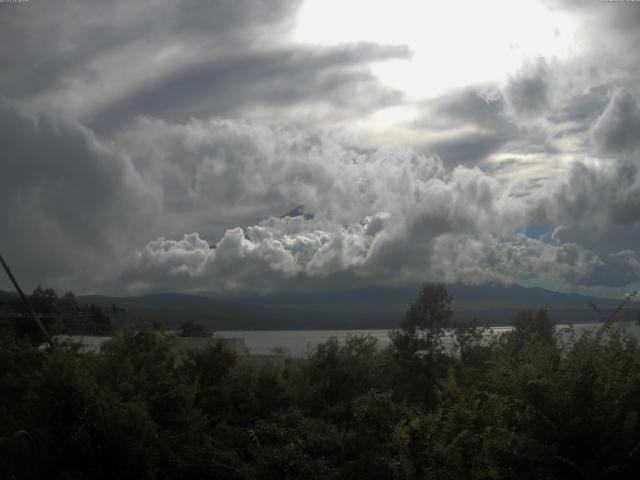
xmin=126 ymin=209 xmax=635 ymax=294
xmin=1 ymin=0 xmax=640 ymax=297
xmin=1 ymin=98 xmax=638 ymax=294
xmin=114 ymin=114 xmax=639 ymax=294
xmin=126 ymin=214 xmax=390 ymax=293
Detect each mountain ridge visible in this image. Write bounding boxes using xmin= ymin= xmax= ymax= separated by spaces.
xmin=75 ymin=283 xmax=639 ymax=330
xmin=4 ymin=283 xmax=637 ymax=330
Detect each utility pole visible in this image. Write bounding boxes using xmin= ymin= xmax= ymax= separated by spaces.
xmin=0 ymin=253 xmax=52 ymax=345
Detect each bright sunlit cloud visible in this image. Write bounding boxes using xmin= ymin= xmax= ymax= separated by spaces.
xmin=3 ymin=0 xmax=639 ymax=296
xmin=294 ymin=0 xmax=579 ymax=100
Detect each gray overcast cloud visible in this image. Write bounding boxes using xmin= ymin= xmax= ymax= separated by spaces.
xmin=1 ymin=0 xmax=639 ymax=297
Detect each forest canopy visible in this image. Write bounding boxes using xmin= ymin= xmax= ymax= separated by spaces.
xmin=1 ymin=284 xmax=640 ymax=479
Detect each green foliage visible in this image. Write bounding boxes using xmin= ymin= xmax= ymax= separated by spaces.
xmin=389 ymin=283 xmax=454 ymax=408
xmin=2 ymin=286 xmax=640 ymax=479
xmin=393 ymin=283 xmax=452 ymax=358
xmin=504 ymin=308 xmax=555 ymax=353
xmin=294 ymin=335 xmax=384 ymax=420
xmin=452 ymin=319 xmax=493 ymax=365
xmin=2 ymin=287 xmax=113 ymax=338
xmin=176 ymin=320 xmax=212 ymax=337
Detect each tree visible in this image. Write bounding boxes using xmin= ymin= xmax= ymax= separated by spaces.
xmin=403 ymin=283 xmax=452 ymax=332
xmin=505 ymin=309 xmax=555 ymax=353
xmin=388 ymin=284 xmax=453 ymax=407
xmin=176 ymin=320 xmax=211 ymax=337
xmin=58 ymin=292 xmax=78 ymax=315
xmin=30 ymin=286 xmax=58 ymax=314
xmin=299 ymin=335 xmax=382 ymax=420
xmin=392 ymin=283 xmax=452 ymax=360
xmin=452 ymin=319 xmax=491 ymax=365
xmin=86 ymin=304 xmax=113 ymax=335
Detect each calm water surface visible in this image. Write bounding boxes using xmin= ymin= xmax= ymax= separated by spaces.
xmin=216 ymin=323 xmax=640 ymax=357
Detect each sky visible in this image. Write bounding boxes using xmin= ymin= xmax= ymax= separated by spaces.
xmin=1 ymin=0 xmax=639 ymax=298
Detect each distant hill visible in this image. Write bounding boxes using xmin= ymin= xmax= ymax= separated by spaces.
xmin=76 ymin=284 xmax=640 ymax=330
xmin=78 ymin=292 xmax=398 ymax=330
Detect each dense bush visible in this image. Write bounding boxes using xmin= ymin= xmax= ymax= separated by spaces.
xmin=1 ymin=285 xmax=640 ymax=479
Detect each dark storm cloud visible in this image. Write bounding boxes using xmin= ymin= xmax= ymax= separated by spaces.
xmin=0 ymin=0 xmax=408 ymax=134
xmin=544 ymin=0 xmax=640 ymax=33
xmin=169 ymin=0 xmax=303 ymax=34
xmin=547 ymin=86 xmax=609 ymax=126
xmin=423 ymin=88 xmax=508 ymax=129
xmin=409 ymin=85 xmax=559 ymax=171
xmin=539 ymin=157 xmax=640 ymax=286
xmin=0 ymin=0 xmax=302 ymax=98
xmin=584 ymin=250 xmax=640 ymax=287
xmin=503 ymin=59 xmax=550 ymax=120
xmin=412 ymin=87 xmax=511 ymax=132
xmin=591 ymin=89 xmax=640 ymax=155
xmin=428 ymin=133 xmax=510 ymax=167
xmin=553 ymin=224 xmax=640 ymax=258
xmin=547 ymin=159 xmax=640 ymax=228
xmin=87 ymin=44 xmax=409 ymax=132
xmin=409 ymin=87 xmax=519 ymax=166
xmin=0 ymin=102 xmax=156 ymax=291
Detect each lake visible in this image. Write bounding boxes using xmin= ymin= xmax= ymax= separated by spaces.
xmin=215 ymin=322 xmax=640 ymax=357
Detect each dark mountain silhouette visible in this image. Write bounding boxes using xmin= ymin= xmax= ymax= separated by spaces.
xmin=74 ymin=284 xmax=639 ymax=330
xmin=77 ymin=292 xmax=396 ymax=330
